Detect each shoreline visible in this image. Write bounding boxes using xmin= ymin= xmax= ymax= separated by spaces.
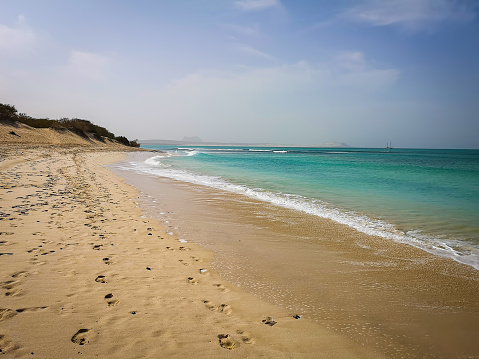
xmin=0 ymin=145 xmax=384 ymax=358
xmin=121 ymin=151 xmax=479 ymax=271
xmin=112 ymin=151 xmax=479 ymax=358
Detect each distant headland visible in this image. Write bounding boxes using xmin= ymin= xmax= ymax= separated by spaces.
xmin=140 ymin=137 xmax=350 ymax=148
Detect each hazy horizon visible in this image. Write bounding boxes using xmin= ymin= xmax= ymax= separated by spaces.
xmin=1 ymin=1 xmax=478 ymax=149
xmin=140 ymin=137 xmax=479 ymax=150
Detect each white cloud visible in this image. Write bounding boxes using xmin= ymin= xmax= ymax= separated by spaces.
xmin=335 ymin=51 xmax=399 ymax=91
xmin=163 ymin=61 xmax=325 ymax=98
xmin=0 ymin=15 xmax=36 ymax=57
xmin=161 ymin=55 xmax=397 ymax=107
xmin=336 ymin=51 xmax=366 ymax=72
xmin=237 ymin=45 xmax=277 ymax=61
xmin=338 ymin=69 xmax=399 ymax=91
xmin=344 ymin=0 xmax=475 ymax=30
xmin=234 ymin=0 xmax=280 ymax=11
xmin=139 ymin=56 xmax=399 ymax=143
xmin=224 ymin=23 xmax=262 ymax=37
xmin=139 ymin=62 xmax=323 ymax=141
xmin=63 ymin=50 xmax=109 ymax=81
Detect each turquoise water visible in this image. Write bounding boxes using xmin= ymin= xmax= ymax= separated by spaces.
xmin=129 ymin=146 xmax=479 ymax=269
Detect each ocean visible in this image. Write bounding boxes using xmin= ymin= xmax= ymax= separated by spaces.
xmin=121 ymin=146 xmax=479 ymax=270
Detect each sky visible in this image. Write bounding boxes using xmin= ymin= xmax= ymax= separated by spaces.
xmin=1 ymin=0 xmax=478 ymax=148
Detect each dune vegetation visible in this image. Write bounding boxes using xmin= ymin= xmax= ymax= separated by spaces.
xmin=0 ymin=103 xmax=139 ymax=147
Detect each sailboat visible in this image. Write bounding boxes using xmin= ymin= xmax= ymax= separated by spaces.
xmin=386 ymin=142 xmax=392 ymax=149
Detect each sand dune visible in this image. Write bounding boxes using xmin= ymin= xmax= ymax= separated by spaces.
xmin=0 ymin=120 xmax=132 ymax=149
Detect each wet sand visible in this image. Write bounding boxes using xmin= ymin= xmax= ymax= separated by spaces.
xmin=0 ymin=146 xmax=387 ymax=358
xmin=112 ymin=152 xmax=479 ymax=359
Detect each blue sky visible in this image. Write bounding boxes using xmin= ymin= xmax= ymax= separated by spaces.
xmin=1 ymin=0 xmax=478 ymax=148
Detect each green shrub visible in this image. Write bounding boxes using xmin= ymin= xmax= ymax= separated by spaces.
xmin=0 ymin=103 xmax=18 ymax=121
xmin=1 ymin=102 xmax=138 ymax=147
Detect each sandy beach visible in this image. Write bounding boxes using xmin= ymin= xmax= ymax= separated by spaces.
xmin=113 ymin=152 xmax=479 ymax=359
xmin=2 ymin=1 xmax=478 ymax=356
xmin=1 ymin=122 xmax=479 ymax=358
xmin=0 ymin=129 xmax=387 ymax=358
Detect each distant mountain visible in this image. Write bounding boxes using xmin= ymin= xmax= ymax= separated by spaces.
xmin=140 ymin=139 xmax=201 ymax=145
xmin=182 ymin=136 xmax=203 ymax=143
xmin=314 ymin=141 xmax=350 ymax=148
xmin=140 ymin=139 xmax=271 ymax=146
xmin=139 ymin=138 xmax=350 ymax=148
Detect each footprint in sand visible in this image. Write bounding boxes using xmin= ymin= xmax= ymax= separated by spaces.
xmin=218 ymin=334 xmax=238 ymax=350
xmin=213 ymin=284 xmax=229 ymax=292
xmin=71 ymin=329 xmax=90 ymax=345
xmin=102 ymin=257 xmax=112 ymax=265
xmin=11 ymin=271 xmax=27 ymax=279
xmin=30 ymin=257 xmax=46 ymax=266
xmin=203 ymin=301 xmax=231 ymax=315
xmin=187 ymin=277 xmax=198 ymax=285
xmin=95 ymin=275 xmax=107 ymax=283
xmin=104 ymin=293 xmax=119 ymax=306
xmin=178 ymin=260 xmax=190 ymax=266
xmin=262 ymin=316 xmax=277 ymax=326
xmin=1 ymin=281 xmax=21 ymax=297
xmin=0 ymin=309 xmax=17 ymax=321
xmin=236 ymin=330 xmax=255 ymax=344
xmin=203 ymin=301 xmax=218 ymax=311
xmin=15 ymin=306 xmax=48 ymax=314
xmin=0 ymin=334 xmax=16 ymax=354
xmin=219 ymin=304 xmax=232 ymax=315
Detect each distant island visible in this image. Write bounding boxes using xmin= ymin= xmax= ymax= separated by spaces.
xmin=140 ymin=137 xmax=350 ymax=148
xmin=182 ymin=136 xmax=204 ymax=143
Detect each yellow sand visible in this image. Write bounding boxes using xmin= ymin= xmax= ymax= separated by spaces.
xmin=0 ymin=120 xmax=130 ymax=149
xmin=0 ymin=123 xmax=385 ymax=358
xmin=2 ymin=122 xmax=478 ymax=358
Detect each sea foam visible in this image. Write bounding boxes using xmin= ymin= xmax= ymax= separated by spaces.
xmin=119 ymin=154 xmax=479 ymax=270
